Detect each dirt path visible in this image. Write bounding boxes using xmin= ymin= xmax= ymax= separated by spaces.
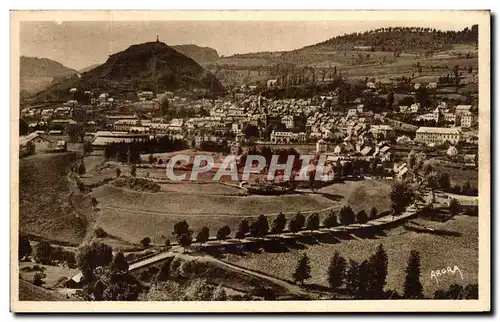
xmin=176 ymin=252 xmax=314 ymax=299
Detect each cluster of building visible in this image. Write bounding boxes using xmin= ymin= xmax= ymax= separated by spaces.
xmin=20 ymin=81 xmax=479 ymax=160
xmin=413 ymin=103 xmax=475 ymax=128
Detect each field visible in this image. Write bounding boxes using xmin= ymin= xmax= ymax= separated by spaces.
xmin=209 ymin=45 xmax=477 ymax=87
xmin=19 ymin=152 xmax=86 ymax=245
xmin=91 ymin=184 xmax=335 ymax=245
xmin=19 ymin=262 xmax=79 ymax=288
xmin=430 ymin=159 xmax=478 ymax=188
xmin=224 ymin=215 xmax=478 ymax=298
xmin=90 ymin=179 xmax=391 ymax=246
xmin=318 ymin=179 xmax=392 ymax=214
xmin=18 ymin=279 xmax=70 ymax=301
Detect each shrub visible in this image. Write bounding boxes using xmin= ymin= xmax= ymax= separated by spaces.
xmin=33 ymin=272 xmax=45 ymax=286
xmin=356 ymin=210 xmax=368 ymax=224
xmin=35 ymin=241 xmax=53 ymax=265
xmin=305 ymin=213 xmax=320 ymax=231
xmin=140 ymin=237 xmax=151 ymax=248
xmin=216 ymin=226 xmax=231 ymax=241
xmin=235 ymin=219 xmax=249 ymax=239
xmin=323 ymin=211 xmax=339 ymax=228
xmin=196 ymin=227 xmax=210 ymax=244
xmin=19 ymin=236 xmax=32 ymax=260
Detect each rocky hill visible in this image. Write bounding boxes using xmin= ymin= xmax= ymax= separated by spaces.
xmin=30 ymin=41 xmax=224 ymax=102
xmin=20 ymin=56 xmax=77 ymax=96
xmin=172 ymin=44 xmax=220 ymax=64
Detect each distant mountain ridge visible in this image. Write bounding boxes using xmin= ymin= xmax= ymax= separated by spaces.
xmin=20 ymin=56 xmax=77 ymax=78
xmin=20 ymin=56 xmax=77 ymax=96
xmin=172 ymin=44 xmax=220 ymax=63
xmin=30 ymin=41 xmax=224 ymax=102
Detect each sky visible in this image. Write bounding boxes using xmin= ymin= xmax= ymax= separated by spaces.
xmin=20 ymin=20 xmax=473 ymax=71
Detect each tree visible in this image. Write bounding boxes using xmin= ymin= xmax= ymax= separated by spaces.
xmin=196 ymin=226 xmax=210 ymax=244
xmin=327 ymin=250 xmax=347 ymax=290
xmin=426 ymin=171 xmax=439 ymax=203
xmin=422 ymin=161 xmax=433 ymax=176
xmin=448 ymin=198 xmax=460 ymax=218
xmin=115 ymin=168 xmax=121 ymax=178
xmin=462 ymin=180 xmax=473 ymax=195
xmin=216 ymin=226 xmax=231 ymax=240
xmin=173 ymin=220 xmax=192 ymax=237
xmin=140 ymin=237 xmax=151 ymax=248
xmin=356 ymin=210 xmax=368 ymax=224
xmin=19 ymin=236 xmax=32 ymax=260
xmin=111 ymin=251 xmax=129 ymax=271
xmin=83 ymin=141 xmax=93 ymax=155
xmin=438 ymin=172 xmax=451 ymax=191
xmin=270 ymin=212 xmax=287 ymax=234
xmin=390 ymin=180 xmax=415 ymax=215
xmin=82 ymin=266 xmax=143 ymax=301
xmin=387 ymin=91 xmax=395 ymax=109
xmin=463 ymin=283 xmax=479 ymax=299
xmin=178 ymin=234 xmax=193 ymax=252
xmin=369 ymin=207 xmax=378 ymax=220
xmin=403 ymin=250 xmax=423 ymax=299
xmin=357 ymin=260 xmax=373 ymax=299
xmin=305 ymin=212 xmax=320 ymax=231
xmin=323 ymin=210 xmax=339 ymax=228
xmin=368 ymin=244 xmax=388 ymax=298
xmin=157 ymin=261 xmax=171 ymax=281
xmin=164 ymin=239 xmax=171 ymax=251
xmin=20 ymin=119 xmax=29 ymax=135
xmin=292 ymin=253 xmax=311 ymax=284
xmin=289 ymin=212 xmax=306 ymax=233
xmin=77 ymin=162 xmax=86 ymax=175
xmin=407 ymin=150 xmax=417 ymax=170
xmin=345 ymin=259 xmax=360 ymax=296
xmin=130 ymin=164 xmax=137 ymax=177
xmin=77 ymin=242 xmax=113 ymax=284
xmin=33 ymin=272 xmax=45 ymax=286
xmin=148 ymin=154 xmax=155 ymax=164
xmin=242 ymin=124 xmax=259 ymax=138
xmin=235 ymin=219 xmax=249 ymax=239
xmin=339 ymin=206 xmax=355 ymax=227
xmin=250 ymin=215 xmax=269 ymax=237
xmin=35 ymin=241 xmax=53 ymax=265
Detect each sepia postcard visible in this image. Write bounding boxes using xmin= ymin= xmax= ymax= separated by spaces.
xmin=10 ymin=10 xmax=491 ymax=312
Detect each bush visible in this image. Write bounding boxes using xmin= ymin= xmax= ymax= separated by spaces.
xmin=323 ymin=211 xmax=339 ymax=228
xmin=19 ymin=236 xmax=32 ymax=260
xmin=94 ymin=227 xmax=107 ymax=238
xmin=32 ymin=265 xmax=45 ymax=272
xmin=305 ymin=213 xmax=320 ymax=231
xmin=140 ymin=237 xmax=151 ymax=248
xmin=112 ymin=177 xmax=160 ymax=192
xmin=356 ymin=210 xmax=368 ymax=224
xmin=35 ymin=241 xmax=53 ymax=265
xmin=33 ymin=272 xmax=45 ymax=286
xmin=77 ymin=162 xmax=86 ymax=175
xmin=216 ymin=226 xmax=231 ymax=241
xmin=196 ymin=227 xmax=210 ymax=244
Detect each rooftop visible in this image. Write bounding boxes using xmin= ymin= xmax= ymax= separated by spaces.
xmin=416 ymin=127 xmax=462 ymax=134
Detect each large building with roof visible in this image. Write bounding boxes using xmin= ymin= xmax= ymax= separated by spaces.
xmin=415 ymin=127 xmax=462 ymax=145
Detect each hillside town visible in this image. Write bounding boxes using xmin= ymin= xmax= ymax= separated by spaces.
xmin=16 ymin=18 xmax=483 ymax=308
